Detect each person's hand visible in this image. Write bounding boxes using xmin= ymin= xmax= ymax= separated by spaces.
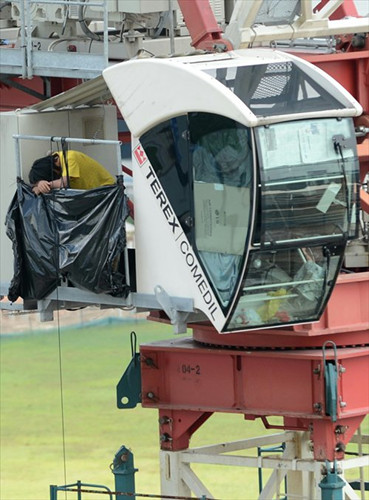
xmin=32 ymin=180 xmax=51 ymax=195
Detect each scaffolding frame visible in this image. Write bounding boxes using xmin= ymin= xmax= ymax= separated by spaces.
xmin=1 ymin=0 xmax=109 ymax=79
xmin=160 ymin=430 xmax=369 ymax=500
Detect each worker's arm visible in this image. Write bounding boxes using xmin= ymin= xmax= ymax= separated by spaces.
xmin=32 ymin=180 xmax=51 ymax=195
xmin=49 ymin=176 xmax=69 ymax=189
xmin=50 ymin=177 xmax=67 ymax=189
xmin=32 ymin=176 xmax=69 ymax=195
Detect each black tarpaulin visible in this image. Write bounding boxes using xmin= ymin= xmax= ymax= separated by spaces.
xmin=6 ymin=180 xmax=130 ymax=302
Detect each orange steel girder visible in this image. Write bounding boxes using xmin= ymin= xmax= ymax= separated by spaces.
xmin=141 ymin=340 xmax=369 ymax=461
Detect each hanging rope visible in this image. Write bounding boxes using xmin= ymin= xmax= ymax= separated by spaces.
xmin=50 ymin=137 xmax=68 ymax=495
xmin=55 ymin=302 xmax=68 ymax=495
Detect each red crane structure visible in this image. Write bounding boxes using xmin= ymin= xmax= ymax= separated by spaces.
xmin=117 ymin=0 xmax=369 ymax=498
xmin=1 ymin=1 xmax=368 ymax=498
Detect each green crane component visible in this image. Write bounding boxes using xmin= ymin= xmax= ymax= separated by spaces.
xmin=319 ymin=461 xmax=346 ymax=500
xmin=111 ymin=446 xmax=138 ymax=499
xmin=325 ymin=362 xmax=338 ymax=422
xmin=116 ymin=332 xmax=142 ymax=409
xmin=49 ymin=480 xmax=113 ymax=500
xmin=323 ymin=341 xmax=339 ymax=422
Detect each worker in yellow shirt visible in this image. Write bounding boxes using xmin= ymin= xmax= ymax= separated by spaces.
xmin=29 ymin=150 xmax=116 ymax=195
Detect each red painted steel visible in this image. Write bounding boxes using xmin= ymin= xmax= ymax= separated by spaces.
xmin=191 ymin=272 xmax=369 ymax=348
xmin=311 ymin=416 xmax=365 ymax=460
xmin=48 ymin=77 xmax=83 ymax=96
xmin=361 ymin=188 xmax=369 ymax=214
xmin=159 ymin=410 xmax=213 ymax=450
xmin=298 ymin=50 xmax=369 ymax=114
xmin=0 ymin=76 xmax=84 ymax=111
xmin=0 ymin=77 xmax=44 ymax=111
xmin=141 ymin=339 xmax=369 ymax=460
xmin=177 ymin=0 xmax=233 ymax=51
xmin=314 ymin=0 xmax=359 ymax=19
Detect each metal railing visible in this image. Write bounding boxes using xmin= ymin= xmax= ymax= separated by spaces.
xmin=50 ymin=481 xmax=114 ymax=500
xmin=2 ymin=0 xmax=109 ymax=79
xmin=13 ymin=134 xmax=122 ymax=177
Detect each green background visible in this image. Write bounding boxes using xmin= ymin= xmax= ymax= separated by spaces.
xmin=1 ymin=316 xmax=368 ymax=500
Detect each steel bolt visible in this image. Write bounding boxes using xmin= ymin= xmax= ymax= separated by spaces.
xmin=160 ymin=433 xmax=172 ymax=443
xmin=313 ymin=402 xmax=322 ymax=412
xmin=147 ymin=391 xmax=155 ymax=400
xmin=335 ymin=425 xmax=348 ymax=435
xmin=145 ymin=357 xmax=156 ymax=368
xmin=159 ymin=416 xmax=172 ymax=425
xmin=335 ymin=442 xmax=346 ymax=453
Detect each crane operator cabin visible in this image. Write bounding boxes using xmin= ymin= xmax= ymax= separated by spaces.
xmin=2 ymin=49 xmax=362 ymax=336
xmin=103 ymin=48 xmax=362 ymax=334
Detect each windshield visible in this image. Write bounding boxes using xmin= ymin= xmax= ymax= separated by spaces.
xmin=139 ymin=113 xmax=358 ymax=332
xmin=225 ymin=243 xmax=344 ymax=331
xmin=256 ymin=118 xmax=359 ymax=246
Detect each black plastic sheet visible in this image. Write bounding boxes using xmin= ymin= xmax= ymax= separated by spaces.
xmin=6 ymin=180 xmax=130 ymax=302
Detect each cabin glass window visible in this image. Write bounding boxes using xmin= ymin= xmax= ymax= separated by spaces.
xmin=254 ymin=0 xmax=301 ymax=25
xmin=189 ymin=113 xmax=254 ymax=308
xmin=140 ymin=113 xmax=255 ymax=310
xmin=255 ymin=118 xmax=359 ymax=246
xmin=204 ymin=62 xmax=345 ymax=116
xmin=225 ymin=243 xmax=344 ymax=331
xmin=140 ymin=116 xmax=193 ymax=238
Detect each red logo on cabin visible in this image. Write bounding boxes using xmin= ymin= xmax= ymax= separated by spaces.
xmin=133 ymin=145 xmax=147 ymax=166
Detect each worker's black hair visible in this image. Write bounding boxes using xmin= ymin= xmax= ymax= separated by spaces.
xmin=28 ymin=154 xmax=61 ymax=184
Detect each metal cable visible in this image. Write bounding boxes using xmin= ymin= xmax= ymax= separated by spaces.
xmin=50 ymin=136 xmax=68 ymax=495
xmin=55 ymin=300 xmax=68 ymax=498
xmin=58 ymin=487 xmax=218 ymax=499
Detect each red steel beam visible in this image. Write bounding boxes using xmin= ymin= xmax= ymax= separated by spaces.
xmin=141 ymin=339 xmax=369 ymax=460
xmin=159 ymin=410 xmax=213 ymax=450
xmin=177 ymin=0 xmax=233 ymax=51
xmin=361 ymin=188 xmax=369 ymax=214
xmin=297 ymin=50 xmax=369 ymax=114
xmin=314 ymin=0 xmax=359 ymax=19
